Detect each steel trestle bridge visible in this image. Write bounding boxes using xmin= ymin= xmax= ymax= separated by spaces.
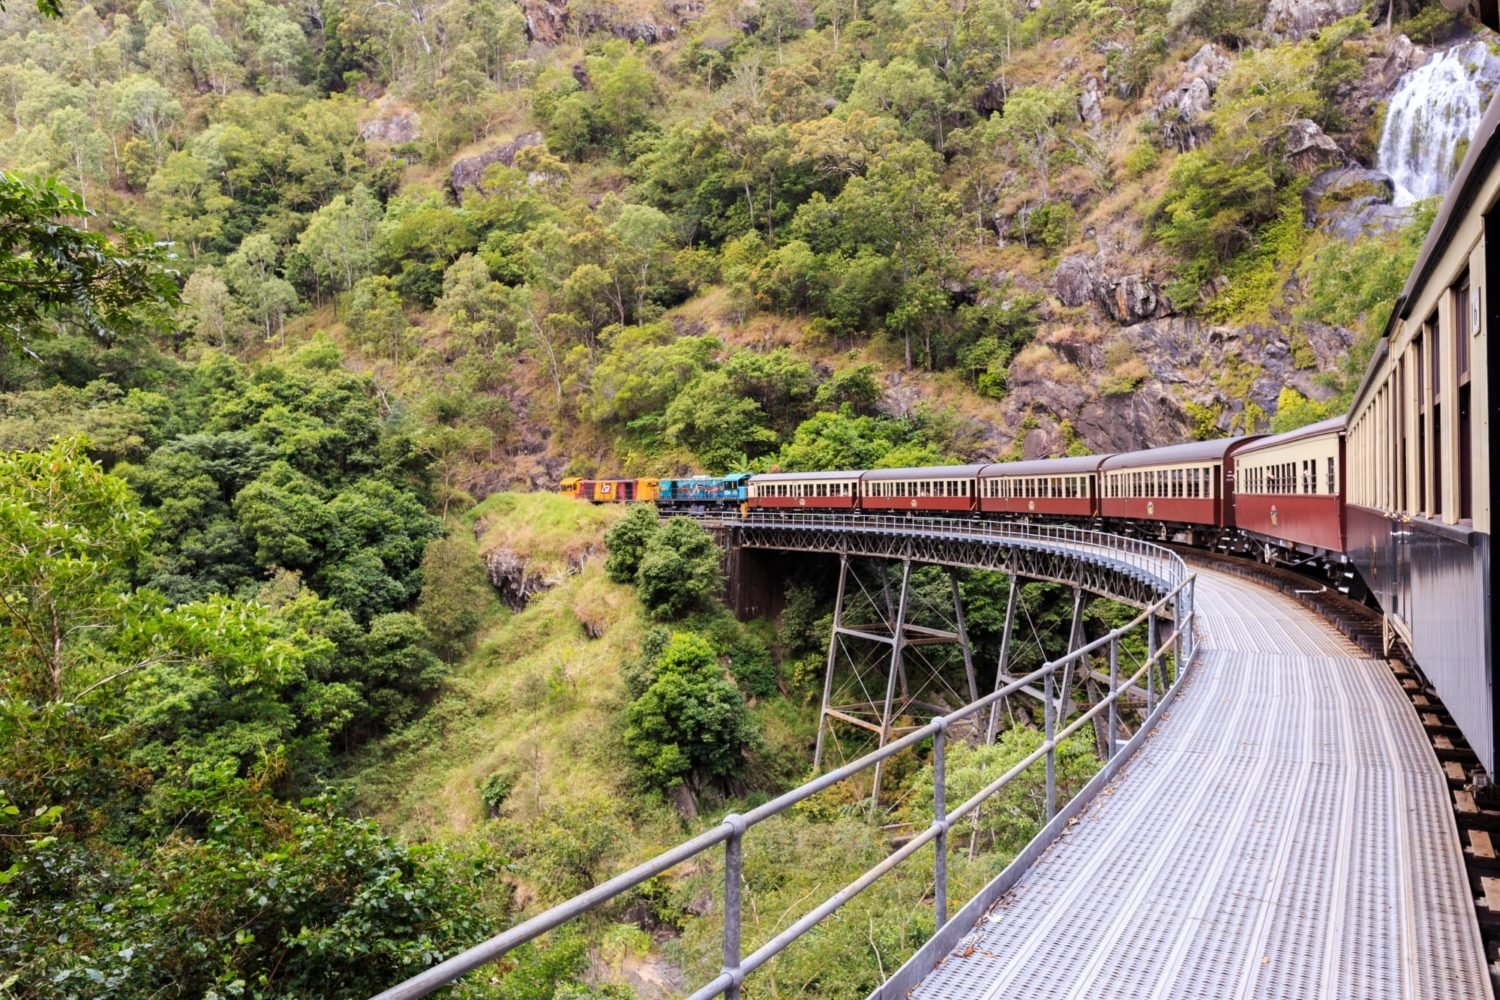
xmin=372 ymin=517 xmax=1490 ymax=1000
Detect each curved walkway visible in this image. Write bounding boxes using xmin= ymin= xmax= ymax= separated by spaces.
xmin=904 ymin=567 xmax=1490 ymax=1000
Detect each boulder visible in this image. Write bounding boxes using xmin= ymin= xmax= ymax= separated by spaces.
xmin=1053 ymin=254 xmax=1096 ymax=308
xmin=450 ymin=132 xmax=544 ymax=196
xmin=358 ymin=102 xmax=421 ymax=145
xmin=1322 ymin=200 xmax=1412 ymax=241
xmin=1378 ymin=34 xmax=1427 ymax=89
xmin=1094 ymin=273 xmax=1171 ymax=325
xmin=1079 ymin=76 xmax=1103 ymax=129
xmin=1261 ymin=0 xmax=1366 ymax=40
xmin=1302 ymin=166 xmax=1396 ymax=226
xmin=1151 ymin=44 xmax=1230 ymax=151
xmin=1282 ymin=119 xmax=1345 ymax=175
xmin=1184 ymin=42 xmax=1231 ymax=82
xmin=519 ymin=0 xmax=567 ymax=44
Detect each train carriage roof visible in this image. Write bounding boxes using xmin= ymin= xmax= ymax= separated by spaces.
xmin=1100 ymin=436 xmax=1263 ymax=471
xmin=1233 ymin=416 xmax=1346 ymax=456
xmin=750 ymin=470 xmax=866 ymax=482
xmin=979 ymin=455 xmax=1112 ymax=477
xmin=859 ymin=464 xmax=989 ymax=480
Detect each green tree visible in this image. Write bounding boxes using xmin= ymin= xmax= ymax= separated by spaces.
xmin=347 ymin=274 xmax=416 ymax=367
xmin=225 ymin=232 xmax=299 ymax=344
xmin=415 ymin=534 xmax=492 ymax=661
xmin=0 ymin=172 xmax=180 ymax=355
xmin=147 ymin=150 xmax=234 ymax=259
xmin=437 ymin=253 xmax=526 ymax=359
xmin=0 ymin=437 xmax=151 ymax=702
xmin=623 ymin=631 xmax=753 ymax=794
xmin=995 ymin=85 xmax=1074 ymax=200
xmin=604 ymin=502 xmax=661 ymax=584
xmin=634 ymin=517 xmax=722 ymax=620
xmin=182 ymin=266 xmax=237 ymax=349
xmin=296 ymin=185 xmax=383 ymax=309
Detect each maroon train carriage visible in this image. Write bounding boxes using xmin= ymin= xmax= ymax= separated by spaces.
xmin=1099 ymin=436 xmax=1265 ymax=536
xmin=1232 ymin=416 xmax=1347 ymax=558
xmin=978 ymin=455 xmax=1112 ymax=519
xmin=747 ymin=470 xmax=862 ymax=511
xmin=860 ymin=465 xmax=984 ymax=514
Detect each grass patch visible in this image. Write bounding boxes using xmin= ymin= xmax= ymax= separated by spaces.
xmin=469 ymin=490 xmax=628 ymax=581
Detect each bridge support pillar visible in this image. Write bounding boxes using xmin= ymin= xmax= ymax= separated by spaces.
xmin=813 ymin=556 xmax=981 ymax=804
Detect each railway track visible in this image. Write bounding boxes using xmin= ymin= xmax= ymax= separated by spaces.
xmin=1173 ymin=546 xmax=1500 ymax=988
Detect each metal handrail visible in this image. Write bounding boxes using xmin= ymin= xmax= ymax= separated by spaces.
xmin=372 ymin=527 xmax=1197 ymax=1000
xmin=723 ymin=512 xmax=1187 ymax=594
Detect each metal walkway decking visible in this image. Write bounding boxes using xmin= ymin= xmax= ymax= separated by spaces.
xmin=909 ymin=567 xmax=1491 ymax=1000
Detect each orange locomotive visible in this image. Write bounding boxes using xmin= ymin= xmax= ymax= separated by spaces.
xmin=559 ymin=477 xmax=660 ymax=503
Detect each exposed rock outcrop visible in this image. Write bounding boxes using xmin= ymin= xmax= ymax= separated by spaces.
xmin=450 ymin=132 xmax=544 ymax=195
xmin=994 ymin=316 xmax=1351 ymax=456
xmin=1303 ymin=166 xmax=1409 ymax=239
xmin=1079 ymin=76 xmax=1102 ymax=130
xmin=1095 ymin=273 xmax=1171 ymax=324
xmin=359 ymin=100 xmax=421 ymax=144
xmin=1281 ymin=119 xmax=1344 ymax=175
xmin=1051 ymin=254 xmax=1171 ymax=323
xmin=1150 ymin=44 xmax=1231 ymax=150
xmin=479 ymin=538 xmax=599 ymax=609
xmin=519 ymin=0 xmax=568 ymax=44
xmin=517 ymin=0 xmax=678 ymax=45
xmin=1053 ymin=254 xmax=1096 ymax=308
xmin=1261 ymin=0 xmax=1366 ymax=40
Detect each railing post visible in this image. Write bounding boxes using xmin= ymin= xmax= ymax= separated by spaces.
xmin=1044 ymin=671 xmax=1056 ymax=821
xmin=722 ymin=813 xmax=746 ymax=999
xmin=933 ymin=722 xmax=948 ymax=930
xmin=1146 ymin=612 xmax=1157 ymax=715
xmin=1173 ymin=593 xmax=1184 ymax=688
xmin=1107 ymin=635 xmax=1118 ymax=758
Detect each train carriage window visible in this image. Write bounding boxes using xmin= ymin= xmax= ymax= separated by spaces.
xmin=1327 ymin=457 xmax=1336 ymax=496
xmin=1456 ymin=282 xmax=1473 ymax=513
xmin=1430 ymin=314 xmax=1443 ymax=518
xmin=1456 ymin=279 xmax=1473 ymax=519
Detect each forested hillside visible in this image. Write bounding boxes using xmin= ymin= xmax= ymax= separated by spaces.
xmin=1 ymin=0 xmax=1495 ymax=995
xmin=3 ymin=0 xmax=1486 ymax=480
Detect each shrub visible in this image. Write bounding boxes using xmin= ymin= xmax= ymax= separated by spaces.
xmin=603 ymin=503 xmax=661 ymax=584
xmin=635 ymin=517 xmax=721 ymax=620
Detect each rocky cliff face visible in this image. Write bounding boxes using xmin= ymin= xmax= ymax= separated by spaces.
xmin=449 ymin=132 xmax=544 ymax=195
xmin=991 ymin=316 xmax=1351 ymax=457
xmin=1261 ymin=0 xmax=1367 ymax=40
xmin=976 ymin=28 xmax=1455 ymax=458
xmin=517 ymin=0 xmax=689 ymax=46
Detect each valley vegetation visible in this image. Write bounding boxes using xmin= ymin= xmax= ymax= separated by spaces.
xmin=0 ymin=0 xmax=1483 ymax=994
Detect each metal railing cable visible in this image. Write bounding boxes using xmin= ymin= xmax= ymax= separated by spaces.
xmin=371 ymin=527 xmax=1196 ymax=1000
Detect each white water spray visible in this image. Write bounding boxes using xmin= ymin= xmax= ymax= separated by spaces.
xmin=1377 ymin=40 xmax=1500 ymax=206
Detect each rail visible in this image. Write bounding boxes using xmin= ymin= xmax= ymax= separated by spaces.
xmin=717 ymin=512 xmax=1186 ymax=591
xmin=372 ymin=530 xmax=1196 ymax=1000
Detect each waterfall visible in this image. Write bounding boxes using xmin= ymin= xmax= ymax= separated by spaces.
xmin=1377 ymin=40 xmax=1500 ymax=206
